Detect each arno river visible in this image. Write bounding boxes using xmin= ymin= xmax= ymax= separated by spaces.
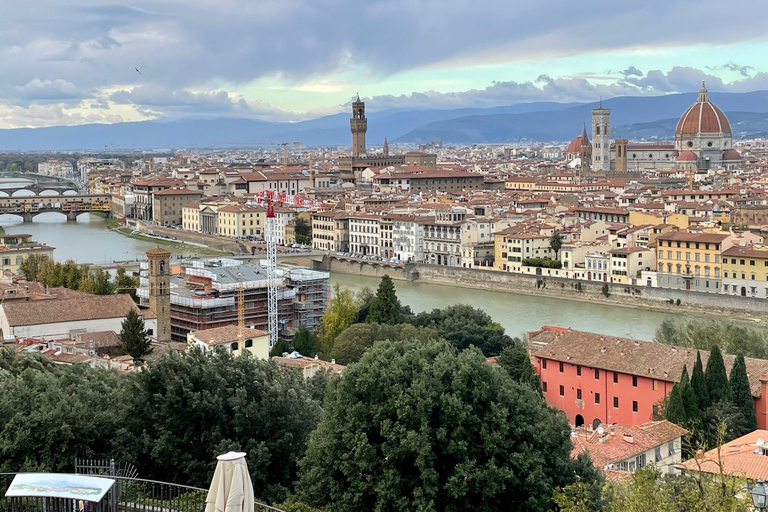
xmin=2 ymin=212 xmax=677 ymax=341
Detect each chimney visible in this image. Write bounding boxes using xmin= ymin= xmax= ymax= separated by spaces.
xmin=610 ymin=426 xmax=615 ymax=436
xmin=623 ymin=433 xmax=634 ymax=444
xmin=331 ymin=359 xmax=336 ymax=365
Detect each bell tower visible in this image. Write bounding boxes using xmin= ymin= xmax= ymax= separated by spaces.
xmin=591 ymin=100 xmax=611 ymax=172
xmin=146 ymin=247 xmax=171 ymax=343
xmin=350 ymin=94 xmax=367 ymax=158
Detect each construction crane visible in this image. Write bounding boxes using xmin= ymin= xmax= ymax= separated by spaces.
xmin=265 ymin=198 xmax=278 ymax=347
xmin=280 ymin=141 xmax=303 ymax=168
xmin=237 ymin=274 xmax=245 ymax=343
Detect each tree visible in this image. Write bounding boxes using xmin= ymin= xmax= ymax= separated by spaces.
xmin=292 ymin=326 xmax=319 ymax=357
xmin=298 ymin=338 xmax=595 ymax=512
xmin=78 ymin=268 xmax=115 ymax=295
xmin=352 ymin=287 xmax=375 ymax=324
xmin=329 ymin=323 xmax=440 ymax=365
xmin=679 ymin=366 xmax=700 ymax=427
xmin=294 ymin=216 xmax=312 ymax=245
xmin=664 ymin=382 xmax=687 ymax=427
xmin=318 ymin=284 xmax=358 ymax=356
xmin=270 ymin=338 xmax=291 ymax=357
xmin=495 ymin=340 xmax=541 ymax=394
xmin=729 ymin=354 xmax=757 ymax=436
xmin=118 ymin=309 xmax=153 ymax=361
xmin=412 ymin=304 xmax=514 ymax=356
xmin=655 ymin=318 xmax=768 ymax=360
xmin=115 ymin=266 xmax=139 ymax=302
xmin=19 ymin=254 xmax=49 ymax=282
xmin=549 ymin=231 xmax=564 ymax=259
xmin=691 ymin=351 xmax=710 ymax=409
xmin=705 ymin=345 xmax=732 ymax=404
xmin=365 ymin=275 xmax=403 ymax=325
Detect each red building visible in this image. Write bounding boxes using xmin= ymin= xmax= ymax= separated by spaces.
xmin=529 ymin=327 xmax=768 ymax=430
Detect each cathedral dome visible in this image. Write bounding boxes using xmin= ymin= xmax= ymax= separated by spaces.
xmin=677 ymin=150 xmax=697 ymax=162
xmin=566 ymin=131 xmax=590 ymax=153
xmin=675 ymin=81 xmax=731 ymax=135
xmin=723 ymin=149 xmax=741 ymax=161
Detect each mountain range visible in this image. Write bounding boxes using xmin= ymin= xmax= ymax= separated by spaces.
xmin=1 ymin=91 xmax=768 ymax=151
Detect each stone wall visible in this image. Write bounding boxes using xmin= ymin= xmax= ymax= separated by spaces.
xmin=324 ymin=256 xmax=412 ymax=280
xmin=139 ymin=223 xmax=248 ymax=254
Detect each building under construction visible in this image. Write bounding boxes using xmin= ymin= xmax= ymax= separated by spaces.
xmin=137 ymin=259 xmax=329 ymax=342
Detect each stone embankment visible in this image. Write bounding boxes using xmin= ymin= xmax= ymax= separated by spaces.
xmin=320 ymin=256 xmax=768 ymax=321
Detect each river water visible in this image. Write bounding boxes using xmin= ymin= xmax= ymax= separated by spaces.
xmin=331 ymin=273 xmax=677 ymax=342
xmin=0 ymin=212 xmax=678 ymax=341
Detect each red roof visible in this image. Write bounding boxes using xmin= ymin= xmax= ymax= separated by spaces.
xmin=723 ymin=149 xmax=742 ymax=161
xmin=677 ymin=150 xmax=697 ymax=162
xmin=566 ymin=134 xmax=590 ymax=153
xmin=675 ymin=82 xmax=731 ymax=134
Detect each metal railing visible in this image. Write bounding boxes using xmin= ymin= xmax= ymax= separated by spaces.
xmin=0 ymin=474 xmax=285 ymax=512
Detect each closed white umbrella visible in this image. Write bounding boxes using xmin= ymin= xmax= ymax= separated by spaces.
xmin=205 ymin=452 xmax=255 ymax=512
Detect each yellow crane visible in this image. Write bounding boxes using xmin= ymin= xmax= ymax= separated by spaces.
xmin=282 ymin=141 xmax=303 ymax=168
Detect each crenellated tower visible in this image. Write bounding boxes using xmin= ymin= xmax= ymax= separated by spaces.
xmin=350 ymin=94 xmax=367 ymax=158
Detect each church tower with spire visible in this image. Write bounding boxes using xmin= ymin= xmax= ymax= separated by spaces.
xmin=579 ymin=124 xmax=592 ymax=176
xmin=350 ymin=94 xmax=367 ymax=158
xmin=382 ymin=137 xmax=389 ymax=157
xmin=591 ymin=99 xmax=611 ymax=171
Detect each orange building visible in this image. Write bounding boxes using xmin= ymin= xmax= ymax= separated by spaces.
xmin=529 ymin=327 xmax=768 ymax=430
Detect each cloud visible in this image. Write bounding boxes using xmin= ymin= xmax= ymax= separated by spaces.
xmin=621 ymin=66 xmax=643 ymax=77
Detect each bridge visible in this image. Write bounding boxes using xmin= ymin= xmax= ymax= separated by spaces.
xmin=0 ymin=185 xmax=81 ymax=196
xmin=0 ymin=194 xmax=111 ymax=222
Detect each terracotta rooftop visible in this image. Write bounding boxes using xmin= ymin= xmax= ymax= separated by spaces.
xmin=678 ymin=429 xmax=768 ymax=479
xmin=1 ymin=294 xmax=153 ymax=327
xmin=191 ymin=325 xmax=268 ymax=345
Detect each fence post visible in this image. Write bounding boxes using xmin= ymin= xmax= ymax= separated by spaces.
xmin=109 ymin=459 xmax=117 ymax=512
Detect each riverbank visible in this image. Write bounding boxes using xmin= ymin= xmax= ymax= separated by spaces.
xmin=115 ymin=227 xmax=226 ymax=256
xmin=323 ymin=257 xmax=767 ymax=328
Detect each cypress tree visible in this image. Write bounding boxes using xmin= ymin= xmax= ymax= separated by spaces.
xmin=665 ymin=383 xmax=687 ymax=426
xmin=705 ymin=345 xmax=732 ymax=404
xmin=119 ymin=309 xmax=153 ymax=361
xmin=679 ymin=369 xmax=700 ymax=426
xmin=691 ymin=351 xmax=710 ymax=409
xmin=366 ymin=275 xmax=404 ymax=325
xmin=729 ymin=355 xmax=757 ymax=435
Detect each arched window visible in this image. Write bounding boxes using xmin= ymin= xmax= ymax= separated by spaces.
xmin=159 ymin=260 xmax=165 ymax=275
xmin=231 ymin=342 xmax=239 ymax=351
xmin=596 ymin=126 xmax=601 ymax=135
xmin=244 ymin=339 xmax=253 ymax=348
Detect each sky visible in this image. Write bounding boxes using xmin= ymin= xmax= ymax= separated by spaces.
xmin=1 ymin=0 xmax=767 ymax=128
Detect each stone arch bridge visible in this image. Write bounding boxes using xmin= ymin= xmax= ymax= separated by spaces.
xmin=0 ymin=194 xmax=111 ymax=222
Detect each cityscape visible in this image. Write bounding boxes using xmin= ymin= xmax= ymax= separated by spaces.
xmin=1 ymin=2 xmax=768 ymax=512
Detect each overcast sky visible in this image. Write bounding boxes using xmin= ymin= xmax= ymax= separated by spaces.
xmin=1 ymin=0 xmax=767 ymax=128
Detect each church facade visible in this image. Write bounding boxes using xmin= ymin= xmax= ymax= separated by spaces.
xmin=566 ymin=82 xmax=742 ymax=173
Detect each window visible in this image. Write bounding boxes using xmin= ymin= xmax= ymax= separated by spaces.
xmin=577 ymin=389 xmax=582 ymax=400
xmin=595 ymin=393 xmax=601 ymax=404
xmin=668 ymin=441 xmax=676 ymax=455
xmin=559 ymin=385 xmax=565 ymax=396
xmin=542 ymin=382 xmax=548 ymax=393
xmin=655 ymin=446 xmax=662 ymax=462
xmin=559 ymin=362 xmax=564 ymax=372
xmin=576 ymin=365 xmax=582 ymax=376
xmin=636 ymin=453 xmax=647 ymax=469
xmin=632 ymin=376 xmax=638 ymax=387
xmin=595 ymin=368 xmax=600 ymax=380
xmin=633 ymin=401 xmax=639 ymax=412
xmin=653 ymin=380 xmax=658 ymax=391
xmin=542 ymin=360 xmax=547 ymax=369
xmin=613 ymin=372 xmax=619 ymax=383
xmin=613 ymin=397 xmax=619 ymax=408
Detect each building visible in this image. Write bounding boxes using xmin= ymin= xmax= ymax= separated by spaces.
xmin=272 ymin=354 xmax=345 ymax=379
xmin=146 ymin=247 xmax=171 ymax=343
xmin=187 ymin=325 xmax=269 ymax=359
xmin=571 ymin=421 xmax=686 ymax=477
xmin=655 ymin=231 xmax=729 ymax=293
xmin=0 ymin=293 xmax=157 ymax=340
xmin=678 ymin=429 xmax=768 ymax=479
xmin=152 ymin=189 xmax=204 ymax=227
xmin=591 ymin=104 xmax=610 ymax=172
xmin=721 ymin=244 xmax=768 ymax=298
xmin=529 ymin=327 xmax=768 ymax=429
xmin=137 ymin=260 xmax=329 ymax=342
xmin=348 ymin=214 xmax=381 ymax=257
xmin=311 ymin=211 xmax=350 ymax=252
xmin=608 ymin=247 xmax=655 ymax=284
xmin=338 ymin=97 xmax=437 ymax=181
xmin=216 ymin=204 xmax=265 ymax=238
xmin=391 ymin=214 xmax=424 ymax=263
xmin=0 ymin=234 xmax=54 ymax=275
xmin=131 ymin=179 xmax=186 ymax=221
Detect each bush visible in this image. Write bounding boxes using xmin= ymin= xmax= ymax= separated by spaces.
xmin=522 ymin=257 xmax=562 ymax=269
xmin=601 ymin=284 xmax=610 ymax=297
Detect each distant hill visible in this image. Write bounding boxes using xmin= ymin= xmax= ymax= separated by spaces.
xmin=1 ymin=91 xmax=768 ymax=150
xmin=397 ymin=91 xmax=768 ymax=144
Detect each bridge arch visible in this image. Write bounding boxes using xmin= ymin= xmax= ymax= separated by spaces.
xmin=0 ymin=191 xmax=8 ymax=198
xmin=38 ymin=189 xmax=61 ymax=196
xmin=11 ymin=189 xmax=35 ymax=197
xmin=61 ymin=189 xmax=78 ymax=196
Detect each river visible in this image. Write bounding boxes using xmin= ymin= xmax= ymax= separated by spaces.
xmin=331 ymin=273 xmax=676 ymax=342
xmin=0 ymin=213 xmax=678 ymax=340
xmin=0 ymin=213 xmax=211 ymax=263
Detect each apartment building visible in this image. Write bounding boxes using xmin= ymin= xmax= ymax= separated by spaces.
xmin=609 ymin=247 xmax=656 ymax=284
xmin=391 ymin=214 xmax=424 ymax=263
xmin=348 ymin=214 xmax=381 ymax=257
xmin=311 ymin=211 xmax=350 ymax=252
xmin=0 ymin=234 xmax=55 ymax=275
xmin=655 ymin=231 xmax=730 ymax=293
xmin=216 ymin=204 xmax=265 ymax=238
xmin=152 ymin=189 xmax=204 ymax=226
xmin=721 ymin=244 xmax=768 ymax=298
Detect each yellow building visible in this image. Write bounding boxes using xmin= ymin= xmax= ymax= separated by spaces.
xmin=152 ymin=189 xmax=203 ymax=227
xmin=655 ymin=231 xmax=729 ymax=293
xmin=721 ymin=245 xmax=768 ymax=298
xmin=187 ymin=325 xmax=270 ymax=359
xmin=628 ymin=210 xmax=689 ymax=230
xmin=494 ymin=226 xmax=554 ymax=272
xmin=216 ymin=204 xmax=265 ymax=238
xmin=0 ymin=234 xmax=55 ymax=275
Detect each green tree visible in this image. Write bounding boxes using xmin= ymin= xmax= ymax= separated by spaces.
xmin=495 ymin=340 xmax=541 ymax=394
xmin=655 ymin=318 xmax=768 ymax=360
xmin=270 ymin=338 xmax=291 ymax=357
xmin=679 ymin=366 xmax=700 ymax=426
xmin=705 ymin=345 xmax=732 ymax=404
xmin=115 ymin=266 xmax=139 ymax=301
xmin=19 ymin=253 xmax=49 ymax=282
xmin=292 ymin=326 xmax=319 ymax=357
xmin=729 ymin=354 xmax=757 ymax=436
xmin=352 ymin=286 xmax=375 ymax=324
xmin=549 ymin=231 xmax=564 ymax=258
xmin=298 ymin=338 xmax=594 ymax=512
xmin=116 ymin=349 xmax=321 ymax=503
xmin=365 ymin=275 xmax=404 ymax=325
xmin=318 ymin=284 xmax=358 ymax=356
xmin=79 ymin=268 xmax=115 ymax=295
xmin=664 ymin=382 xmax=687 ymax=427
xmin=412 ymin=304 xmax=514 ymax=356
xmin=294 ymin=216 xmax=312 ymax=245
xmin=329 ymin=323 xmax=439 ymax=365
xmin=691 ymin=351 xmax=710 ymax=409
xmin=118 ymin=309 xmax=153 ymax=361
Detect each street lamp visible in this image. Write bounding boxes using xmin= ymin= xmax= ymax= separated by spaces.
xmin=751 ymin=479 xmax=768 ymax=511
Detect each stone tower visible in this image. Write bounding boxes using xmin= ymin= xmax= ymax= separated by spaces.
xmin=350 ymin=94 xmax=367 ymax=158
xmin=591 ymin=101 xmax=611 ymax=171
xmin=146 ymin=247 xmax=171 ymax=343
xmin=615 ymin=139 xmax=628 ymax=173
xmin=579 ymin=124 xmax=591 ymax=176
xmin=383 ymin=137 xmax=389 ymax=157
